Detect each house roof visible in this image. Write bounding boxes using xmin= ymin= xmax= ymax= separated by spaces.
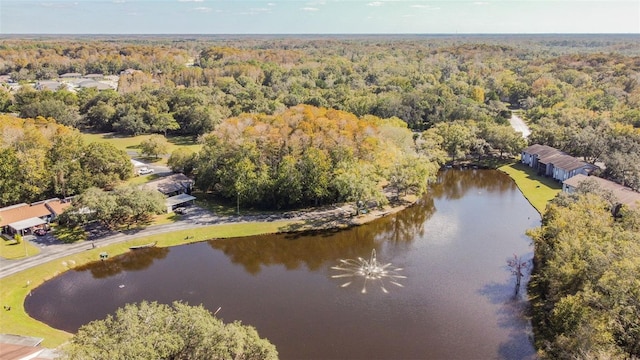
xmin=35 ymin=81 xmax=62 ymax=91
xmin=44 ymin=199 xmax=72 ymax=215
xmin=166 ymin=194 xmax=197 ymax=207
xmin=522 ymin=144 xmax=562 ymax=158
xmin=77 ymin=80 xmax=112 ymax=90
xmin=0 ymin=203 xmax=51 ymax=227
xmin=564 ymin=174 xmax=640 ymax=209
xmin=0 ymin=199 xmax=71 ymax=227
xmin=549 ymin=154 xmax=593 ymax=171
xmin=60 ymin=72 xmax=82 ymax=78
xmin=8 ymin=217 xmax=47 ymax=232
xmin=143 ymin=173 xmax=194 ymax=195
xmin=0 ymin=343 xmax=44 ymax=360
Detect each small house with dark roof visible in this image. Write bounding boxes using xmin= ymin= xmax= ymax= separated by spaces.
xmin=143 ymin=174 xmax=196 ymax=213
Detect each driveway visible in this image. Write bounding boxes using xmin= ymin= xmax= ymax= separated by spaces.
xmin=509 ymin=113 xmax=531 ymax=138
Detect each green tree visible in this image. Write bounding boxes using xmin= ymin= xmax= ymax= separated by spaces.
xmin=387 ymin=153 xmax=437 ymax=199
xmin=140 ymin=134 xmax=170 ymax=159
xmin=332 ymin=160 xmax=386 ymax=215
xmin=431 ymin=121 xmax=476 ymax=163
xmin=167 ymin=148 xmax=197 ymax=175
xmin=62 ymin=301 xmax=278 ymax=360
xmin=0 ymin=148 xmax=26 ymax=206
xmin=81 ymin=142 xmax=133 ymax=189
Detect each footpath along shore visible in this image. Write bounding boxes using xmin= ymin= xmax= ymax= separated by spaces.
xmin=0 ymin=198 xmax=415 ymax=280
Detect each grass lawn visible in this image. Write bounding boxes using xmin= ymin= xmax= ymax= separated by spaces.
xmin=498 ymin=162 xmax=562 ymax=214
xmin=0 ymin=237 xmax=40 ymax=259
xmin=126 ymin=173 xmax=164 ymax=186
xmin=0 ymin=219 xmax=302 ymax=348
xmin=80 ymin=132 xmax=203 ymax=165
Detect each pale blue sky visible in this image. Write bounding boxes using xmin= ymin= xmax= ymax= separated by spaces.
xmin=1 ymin=0 xmax=638 ymax=34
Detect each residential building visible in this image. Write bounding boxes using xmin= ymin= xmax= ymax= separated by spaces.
xmin=0 ymin=198 xmax=72 ymax=235
xmin=521 ymin=144 xmax=598 ymax=182
xmin=563 ymin=174 xmax=640 ymax=210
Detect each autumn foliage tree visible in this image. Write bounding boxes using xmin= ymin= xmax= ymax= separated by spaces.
xmin=194 ymin=105 xmax=439 ymax=211
xmin=528 ymin=191 xmax=640 ymax=359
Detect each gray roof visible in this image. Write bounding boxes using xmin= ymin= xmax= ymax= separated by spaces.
xmin=166 ymin=194 xmax=196 ymax=207
xmin=8 ymin=217 xmax=46 ymax=232
xmin=78 ymin=80 xmax=112 ymax=90
xmin=564 ymin=174 xmax=640 ymax=209
xmin=522 ymin=144 xmax=562 ymax=158
xmin=35 ymin=80 xmax=63 ymax=91
xmin=60 ymin=72 xmax=82 ymax=78
xmin=144 ymin=173 xmax=194 ymax=195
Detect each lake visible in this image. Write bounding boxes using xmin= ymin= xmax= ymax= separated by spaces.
xmin=26 ymin=169 xmax=540 ymax=359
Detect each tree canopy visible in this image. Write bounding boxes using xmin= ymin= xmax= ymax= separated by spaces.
xmin=193 ymin=105 xmax=439 ymax=211
xmin=62 ymin=301 xmax=278 ymax=360
xmin=0 ymin=115 xmax=133 ymax=206
xmin=528 ymin=189 xmax=640 ymax=359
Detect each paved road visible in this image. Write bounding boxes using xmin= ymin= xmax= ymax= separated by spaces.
xmin=0 ymin=204 xmax=355 ymax=279
xmin=509 ymin=113 xmax=531 ymax=138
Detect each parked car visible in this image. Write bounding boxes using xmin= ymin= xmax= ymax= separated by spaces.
xmin=34 ymin=228 xmax=47 ymax=236
xmin=174 ymin=207 xmax=187 ymax=215
xmin=138 ymin=167 xmax=154 ymax=175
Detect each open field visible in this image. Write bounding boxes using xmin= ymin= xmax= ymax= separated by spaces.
xmin=499 ymin=162 xmax=562 ymax=214
xmin=80 ymin=132 xmax=202 ymax=164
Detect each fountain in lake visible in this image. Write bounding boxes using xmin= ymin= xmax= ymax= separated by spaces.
xmin=331 ymin=249 xmax=406 ymax=294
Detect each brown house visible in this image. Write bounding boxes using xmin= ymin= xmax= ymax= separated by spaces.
xmin=0 ymin=198 xmax=72 ymax=235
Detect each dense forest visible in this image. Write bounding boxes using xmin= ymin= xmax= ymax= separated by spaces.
xmin=529 ymin=185 xmax=640 ymax=359
xmin=2 ymin=35 xmax=640 ymax=358
xmin=1 ymin=35 xmax=639 ymax=188
xmin=0 ymin=116 xmax=133 ymax=205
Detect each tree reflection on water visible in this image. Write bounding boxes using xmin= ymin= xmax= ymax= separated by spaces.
xmin=75 ymin=247 xmax=170 ymax=278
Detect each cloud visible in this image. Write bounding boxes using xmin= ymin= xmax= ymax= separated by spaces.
xmin=40 ymin=2 xmax=79 ymax=8
xmin=367 ymin=1 xmax=383 ymax=6
xmin=267 ymin=2 xmax=276 ymax=5
xmin=301 ymin=7 xmax=319 ymax=11
xmin=410 ymin=4 xmax=440 ymax=10
xmin=192 ymin=6 xmax=212 ymax=12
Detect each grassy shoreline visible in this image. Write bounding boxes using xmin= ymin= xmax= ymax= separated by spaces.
xmin=0 ymin=198 xmax=409 ymax=348
xmin=498 ymin=161 xmax=562 ymax=214
xmin=0 ymin=163 xmax=557 ymax=349
xmin=0 ymin=220 xmax=303 ymax=347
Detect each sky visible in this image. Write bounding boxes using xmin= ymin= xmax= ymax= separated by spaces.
xmin=1 ymin=0 xmax=639 ymax=34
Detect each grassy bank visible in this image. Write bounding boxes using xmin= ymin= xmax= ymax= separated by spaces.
xmin=0 ymin=219 xmax=301 ymax=348
xmin=498 ymin=162 xmax=562 ymax=214
xmin=0 ymin=238 xmax=40 ymax=259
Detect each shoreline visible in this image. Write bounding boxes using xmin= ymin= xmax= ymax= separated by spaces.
xmin=0 ymin=196 xmax=418 ymax=348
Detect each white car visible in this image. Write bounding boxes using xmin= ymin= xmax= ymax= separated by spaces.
xmin=138 ymin=167 xmax=154 ymax=175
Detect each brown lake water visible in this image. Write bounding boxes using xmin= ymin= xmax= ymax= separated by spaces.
xmin=26 ymin=170 xmax=540 ymax=359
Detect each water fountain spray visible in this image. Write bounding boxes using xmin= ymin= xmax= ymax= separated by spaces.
xmin=331 ymin=249 xmax=406 ymax=294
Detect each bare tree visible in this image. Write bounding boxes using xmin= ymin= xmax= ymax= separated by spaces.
xmin=507 ymin=254 xmax=528 ymax=295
